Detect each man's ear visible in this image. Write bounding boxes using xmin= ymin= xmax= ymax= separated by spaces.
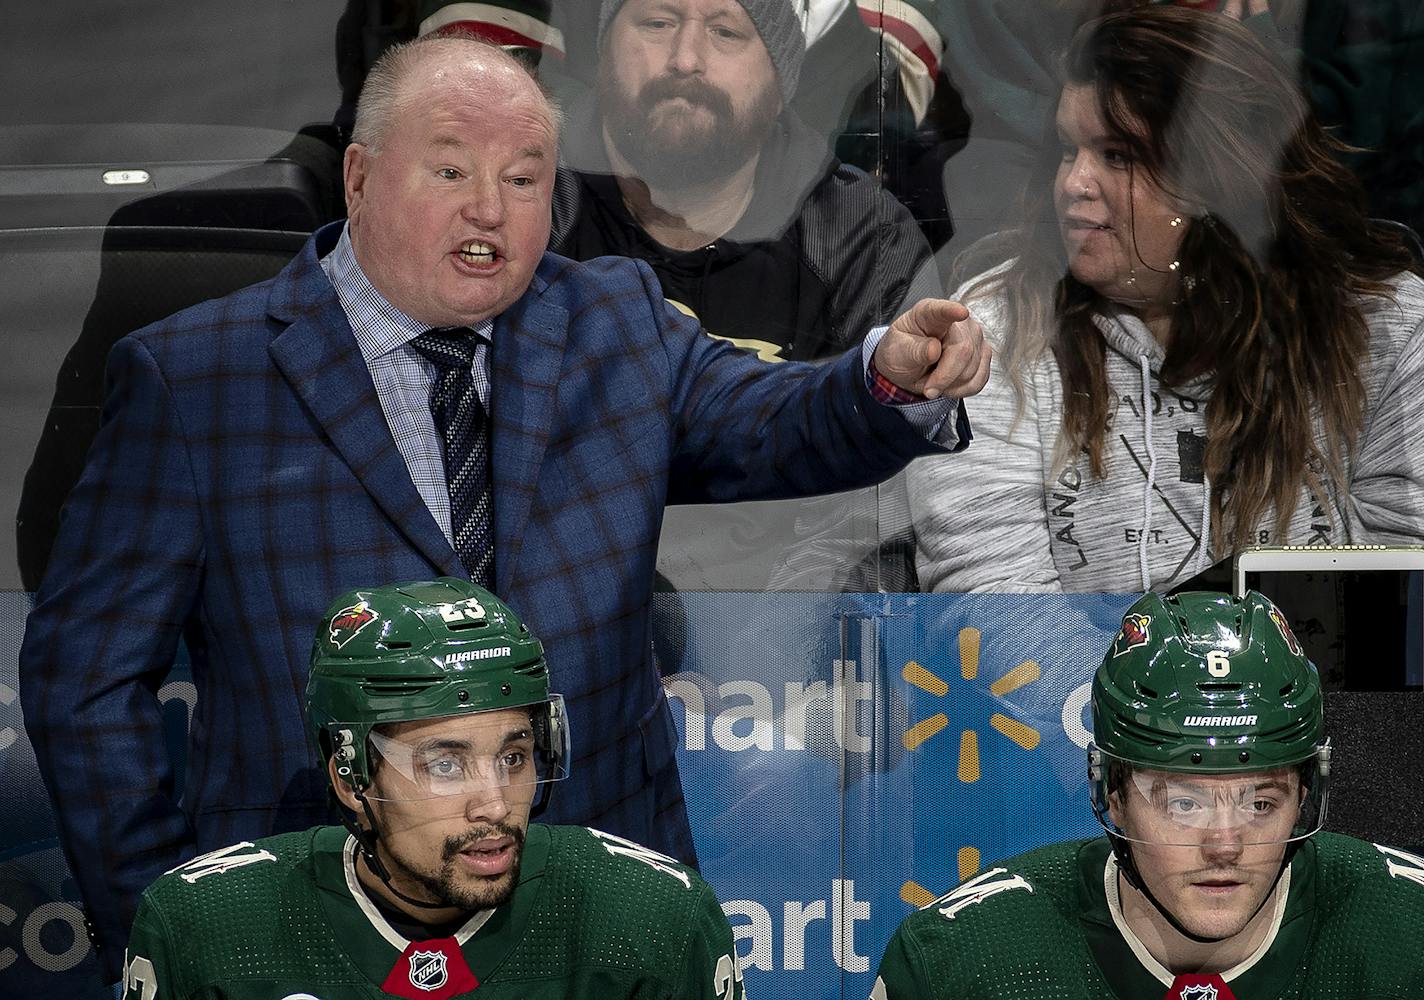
xmin=328 ymin=756 xmax=362 ymax=813
xmin=1107 ymin=790 xmax=1127 ymax=831
xmin=343 ymin=143 xmax=370 ymax=219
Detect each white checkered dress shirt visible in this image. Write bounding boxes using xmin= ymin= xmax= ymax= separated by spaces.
xmin=320 ymin=225 xmax=493 ymax=545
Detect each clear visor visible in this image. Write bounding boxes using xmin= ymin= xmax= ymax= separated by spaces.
xmin=357 ymin=694 xmax=570 ymax=804
xmin=1089 ymin=744 xmax=1329 ymax=848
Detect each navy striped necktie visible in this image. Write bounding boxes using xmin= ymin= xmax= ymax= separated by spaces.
xmin=411 ymin=327 xmax=493 ymax=587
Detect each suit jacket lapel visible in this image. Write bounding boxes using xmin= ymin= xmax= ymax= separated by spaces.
xmin=491 ymin=267 xmax=569 ymax=593
xmin=265 ymin=229 xmax=463 ymax=577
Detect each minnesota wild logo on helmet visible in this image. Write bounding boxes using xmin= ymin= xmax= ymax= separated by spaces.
xmin=305 ymin=577 xmax=570 ymax=801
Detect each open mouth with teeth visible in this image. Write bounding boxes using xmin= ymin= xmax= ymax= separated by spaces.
xmin=458 ymin=241 xmax=496 ymax=265
xmin=457 ymin=838 xmax=515 ymax=876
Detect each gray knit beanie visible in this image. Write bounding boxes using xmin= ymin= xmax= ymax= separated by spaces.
xmin=597 ymin=0 xmax=805 ymax=101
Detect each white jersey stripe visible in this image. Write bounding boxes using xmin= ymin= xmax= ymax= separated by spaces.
xmin=1102 ymin=852 xmax=1290 ymax=986
xmin=341 ymin=835 xmax=495 ymax=949
xmin=858 ymin=0 xmax=943 ymax=62
xmin=881 ymin=34 xmax=935 ymax=125
xmin=418 ymin=3 xmax=567 ymax=55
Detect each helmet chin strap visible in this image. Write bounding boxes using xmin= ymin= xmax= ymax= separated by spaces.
xmin=1108 ymin=830 xmax=1302 ymax=945
xmin=339 ymin=787 xmax=456 ymax=913
xmin=337 ymin=781 xmax=554 ymax=913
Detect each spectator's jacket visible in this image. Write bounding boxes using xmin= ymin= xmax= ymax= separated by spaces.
xmin=550 ymin=101 xmax=940 ymax=362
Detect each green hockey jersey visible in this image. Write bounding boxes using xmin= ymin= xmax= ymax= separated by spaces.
xmin=873 ymin=833 xmax=1424 ymax=1000
xmin=119 ymin=824 xmax=745 ymax=1000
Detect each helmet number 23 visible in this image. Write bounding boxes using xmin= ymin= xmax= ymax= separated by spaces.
xmin=438 ymin=599 xmax=486 ymax=624
xmin=1206 ymin=650 xmax=1231 ymax=678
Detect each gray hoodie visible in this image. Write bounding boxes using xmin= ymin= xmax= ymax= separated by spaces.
xmin=909 ymin=268 xmax=1424 ymax=592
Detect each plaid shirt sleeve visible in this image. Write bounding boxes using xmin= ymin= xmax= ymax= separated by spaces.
xmin=861 ymin=326 xmax=969 ymax=450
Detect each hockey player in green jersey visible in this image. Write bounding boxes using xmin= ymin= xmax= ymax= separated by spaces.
xmin=873 ymin=590 xmax=1424 ymax=1000
xmin=119 ymin=578 xmax=745 ymax=1000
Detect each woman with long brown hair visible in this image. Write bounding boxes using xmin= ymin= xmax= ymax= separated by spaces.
xmin=909 ymin=4 xmax=1424 ymax=592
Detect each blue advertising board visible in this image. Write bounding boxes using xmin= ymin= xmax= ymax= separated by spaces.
xmin=660 ymin=592 xmax=1136 ymax=999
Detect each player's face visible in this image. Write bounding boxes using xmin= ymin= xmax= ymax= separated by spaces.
xmin=344 ymin=48 xmax=556 ymax=329
xmin=1054 ymin=83 xmax=1189 ymax=314
xmin=598 ymin=0 xmax=782 ymax=187
xmin=364 ymin=709 xmax=539 ymax=914
xmin=1111 ymin=767 xmax=1302 ymax=940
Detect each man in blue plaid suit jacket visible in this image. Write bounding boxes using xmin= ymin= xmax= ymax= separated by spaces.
xmin=19 ymin=37 xmax=990 ymax=981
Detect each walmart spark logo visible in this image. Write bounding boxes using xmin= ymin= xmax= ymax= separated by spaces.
xmin=899 ymin=626 xmax=1043 ymax=906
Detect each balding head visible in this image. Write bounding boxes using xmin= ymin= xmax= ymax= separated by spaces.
xmin=353 ymin=36 xmax=562 ymax=154
xmin=342 ymin=34 xmax=561 ymax=328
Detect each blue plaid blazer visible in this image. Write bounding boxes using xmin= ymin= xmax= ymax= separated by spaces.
xmin=19 ymin=222 xmax=945 ymax=976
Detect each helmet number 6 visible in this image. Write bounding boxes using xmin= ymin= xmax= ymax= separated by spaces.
xmin=1206 ymin=650 xmax=1231 ymax=677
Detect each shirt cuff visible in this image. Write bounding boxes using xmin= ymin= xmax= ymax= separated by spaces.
xmin=860 ymin=327 xmax=971 ymax=451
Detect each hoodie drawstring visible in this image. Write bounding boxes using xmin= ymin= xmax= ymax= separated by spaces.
xmin=1138 ymin=355 xmax=1156 ymax=591
xmin=1193 ymin=471 xmax=1212 ymax=577
xmin=1139 ymin=353 xmax=1214 ymax=586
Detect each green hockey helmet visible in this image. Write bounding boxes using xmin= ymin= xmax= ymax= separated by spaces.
xmin=1089 ymin=590 xmax=1330 ymax=847
xmin=306 ymin=578 xmax=570 ymax=805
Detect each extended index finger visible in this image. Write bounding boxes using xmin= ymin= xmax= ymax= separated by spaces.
xmin=922 ymin=318 xmax=987 ymax=399
xmin=904 ymin=298 xmax=971 ymax=340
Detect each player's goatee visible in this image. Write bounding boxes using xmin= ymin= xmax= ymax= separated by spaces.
xmin=431 ymin=821 xmax=527 ymax=911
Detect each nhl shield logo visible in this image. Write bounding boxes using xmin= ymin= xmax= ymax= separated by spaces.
xmin=1180 ymin=986 xmax=1218 ymax=1000
xmin=408 ymin=949 xmax=449 ymax=992
xmin=329 ymin=601 xmax=378 ymax=649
